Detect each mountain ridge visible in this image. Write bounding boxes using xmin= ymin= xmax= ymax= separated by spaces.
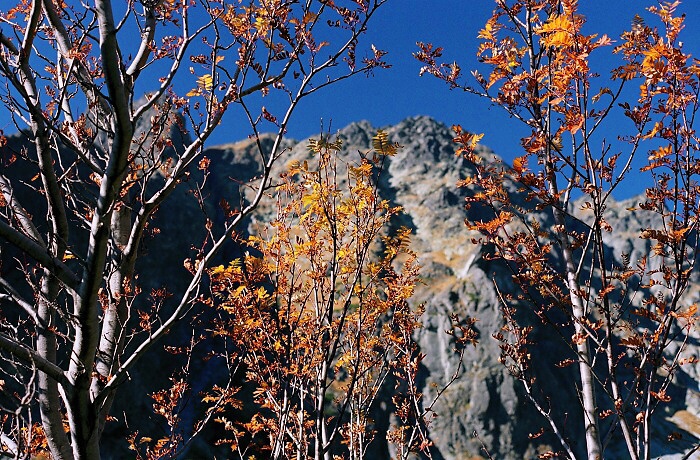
xmin=196 ymin=115 xmax=699 ymax=458
xmin=1 ymin=116 xmax=698 ymax=459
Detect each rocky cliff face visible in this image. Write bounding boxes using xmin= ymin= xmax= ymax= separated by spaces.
xmin=2 ymin=116 xmax=698 ymax=458
xmin=210 ymin=116 xmax=698 ymax=459
xmin=327 ymin=117 xmax=575 ymax=459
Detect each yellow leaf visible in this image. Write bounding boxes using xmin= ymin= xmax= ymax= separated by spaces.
xmin=537 ymin=14 xmax=574 ymax=48
xmin=303 ymin=11 xmax=318 ymax=24
xmin=155 ymin=438 xmax=170 ymax=448
xmin=232 ymin=285 xmax=246 ymax=299
xmin=671 ymin=304 xmax=697 ymax=319
xmin=544 ymin=31 xmax=573 ymax=48
xmin=301 ymin=194 xmax=316 ymax=208
xmin=512 ymin=155 xmax=527 ymax=174
xmin=254 ymin=16 xmax=269 ymax=34
xmin=197 ymin=74 xmax=213 ymax=91
xmin=643 ymin=121 xmax=663 ymax=140
xmin=372 ymin=130 xmax=400 ymax=156
xmin=648 ymin=144 xmax=672 ymax=161
xmin=477 ymin=18 xmax=498 ymax=41
xmin=670 ymin=226 xmax=691 ymax=242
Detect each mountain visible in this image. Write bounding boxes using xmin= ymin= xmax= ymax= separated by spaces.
xmin=2 ymin=116 xmax=698 ymax=459
xmin=154 ymin=115 xmax=697 ymax=459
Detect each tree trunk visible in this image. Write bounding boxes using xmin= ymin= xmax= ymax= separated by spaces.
xmin=553 ymin=205 xmax=602 ymax=460
xmin=38 ymin=274 xmax=74 ymax=460
xmin=91 ymin=207 xmax=132 ymax=434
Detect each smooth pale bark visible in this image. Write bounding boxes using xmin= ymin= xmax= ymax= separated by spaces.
xmin=65 ymin=2 xmax=134 ymax=458
xmin=0 ymin=175 xmax=44 ymax=245
xmin=92 ymin=207 xmax=133 ymax=434
xmin=530 ymin=6 xmax=602 ymax=447
xmin=0 ymin=0 xmax=389 ymax=457
xmin=17 ymin=3 xmax=74 ymax=457
xmin=550 ymin=182 xmax=602 ymax=460
xmin=0 ymin=220 xmax=79 ymax=290
xmin=38 ymin=273 xmax=74 ymax=460
xmin=0 ymin=334 xmax=68 ymax=385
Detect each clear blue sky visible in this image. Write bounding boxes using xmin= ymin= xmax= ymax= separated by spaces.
xmin=269 ymin=0 xmax=700 ymax=198
xmin=4 ymin=1 xmax=700 ymax=197
xmin=276 ymin=0 xmax=700 ymax=149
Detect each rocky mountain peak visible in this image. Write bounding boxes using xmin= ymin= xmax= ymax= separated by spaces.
xmin=336 ymin=119 xmax=374 ymax=146
xmin=3 ymin=115 xmax=696 ymax=459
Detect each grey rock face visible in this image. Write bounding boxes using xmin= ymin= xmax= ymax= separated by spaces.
xmin=2 ymin=116 xmax=698 ymax=459
xmin=270 ymin=116 xmax=699 ymax=459
xmin=128 ymin=116 xmax=700 ymax=459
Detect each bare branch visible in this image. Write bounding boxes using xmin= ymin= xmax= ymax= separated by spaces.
xmin=0 ymin=276 xmax=39 ymax=325
xmin=0 ymin=174 xmax=44 ymax=246
xmin=0 ymin=333 xmax=70 ymax=387
xmin=41 ymin=0 xmax=110 ymax=115
xmin=125 ymin=5 xmax=156 ymax=80
xmin=0 ymin=220 xmax=79 ymax=291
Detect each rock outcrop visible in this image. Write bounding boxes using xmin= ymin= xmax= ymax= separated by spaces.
xmin=236 ymin=116 xmax=699 ymax=459
xmin=2 ymin=116 xmax=698 ymax=459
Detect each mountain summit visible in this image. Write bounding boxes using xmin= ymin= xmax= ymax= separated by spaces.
xmin=2 ymin=117 xmax=698 ymax=458
xmin=152 ymin=116 xmax=700 ymax=459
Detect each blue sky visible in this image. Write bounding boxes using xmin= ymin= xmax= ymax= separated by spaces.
xmin=279 ymin=0 xmax=700 ymax=149
xmin=273 ymin=0 xmax=700 ymax=198
xmin=4 ymin=1 xmax=700 ymax=197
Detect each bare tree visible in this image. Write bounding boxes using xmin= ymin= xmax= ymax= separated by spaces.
xmin=0 ymin=1 xmax=390 ymax=458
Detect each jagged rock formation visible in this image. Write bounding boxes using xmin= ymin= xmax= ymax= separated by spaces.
xmin=223 ymin=116 xmax=698 ymax=459
xmin=2 ymin=116 xmax=698 ymax=459
xmin=329 ymin=117 xmax=572 ymax=459
xmin=172 ymin=115 xmax=698 ymax=459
